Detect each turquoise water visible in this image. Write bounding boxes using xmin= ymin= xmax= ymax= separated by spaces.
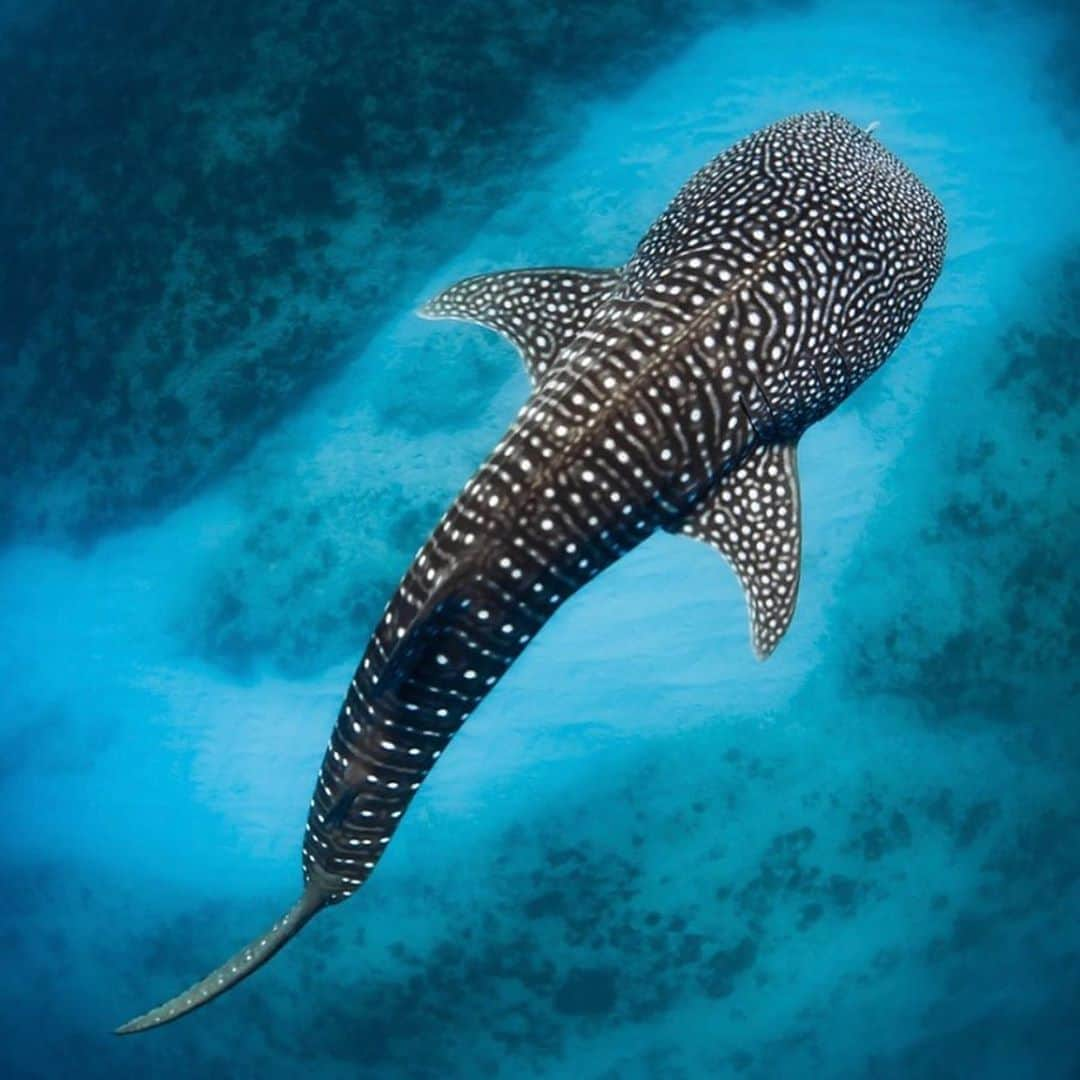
xmin=1 ymin=1 xmax=1078 ymax=1076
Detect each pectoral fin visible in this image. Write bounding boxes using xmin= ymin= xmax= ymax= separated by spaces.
xmin=677 ymin=441 xmax=802 ymax=659
xmin=418 ymin=266 xmax=620 ymax=385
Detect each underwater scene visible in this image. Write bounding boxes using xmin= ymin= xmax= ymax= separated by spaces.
xmin=1 ymin=0 xmax=1078 ymax=1076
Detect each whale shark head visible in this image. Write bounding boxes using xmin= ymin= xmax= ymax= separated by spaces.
xmin=625 ymin=111 xmax=947 ymax=433
xmin=820 ymin=113 xmax=948 ymax=388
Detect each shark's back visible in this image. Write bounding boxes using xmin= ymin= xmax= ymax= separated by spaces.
xmin=556 ymin=111 xmax=946 ymax=438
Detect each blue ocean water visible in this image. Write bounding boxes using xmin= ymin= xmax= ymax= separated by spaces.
xmin=1 ymin=0 xmax=1077 ymax=1076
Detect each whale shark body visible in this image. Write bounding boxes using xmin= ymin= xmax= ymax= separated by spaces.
xmin=117 ymin=111 xmax=946 ymax=1033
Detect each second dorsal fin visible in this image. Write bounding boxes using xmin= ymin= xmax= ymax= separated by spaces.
xmin=418 ymin=266 xmax=621 ymax=384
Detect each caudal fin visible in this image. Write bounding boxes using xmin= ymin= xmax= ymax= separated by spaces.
xmin=114 ymin=884 xmax=327 ymax=1035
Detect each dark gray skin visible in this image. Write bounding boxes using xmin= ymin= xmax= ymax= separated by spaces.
xmin=117 ymin=111 xmax=945 ymax=1034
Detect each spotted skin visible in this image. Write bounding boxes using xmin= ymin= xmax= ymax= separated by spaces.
xmin=680 ymin=440 xmax=801 ymax=659
xmin=117 ymin=111 xmax=946 ymax=1034
xmin=418 ymin=267 xmax=622 ymax=383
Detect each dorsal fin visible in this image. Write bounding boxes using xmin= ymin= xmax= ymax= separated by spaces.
xmin=675 ymin=441 xmax=802 ymax=659
xmin=418 ymin=266 xmax=621 ymax=384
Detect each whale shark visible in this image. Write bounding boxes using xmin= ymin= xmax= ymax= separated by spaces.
xmin=116 ymin=111 xmax=946 ymax=1033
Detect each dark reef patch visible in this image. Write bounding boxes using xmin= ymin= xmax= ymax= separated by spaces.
xmin=846 ymin=796 xmax=912 ymax=863
xmin=553 ymin=966 xmax=619 ymax=1016
xmin=863 ymin=994 xmax=1080 ymax=1079
xmin=699 ymin=936 xmax=758 ymax=999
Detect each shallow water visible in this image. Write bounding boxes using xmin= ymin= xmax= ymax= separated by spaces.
xmin=1 ymin=1 xmax=1078 ymax=1077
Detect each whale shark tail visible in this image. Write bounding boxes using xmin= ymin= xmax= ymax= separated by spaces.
xmin=114 ymin=883 xmax=327 ymax=1035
